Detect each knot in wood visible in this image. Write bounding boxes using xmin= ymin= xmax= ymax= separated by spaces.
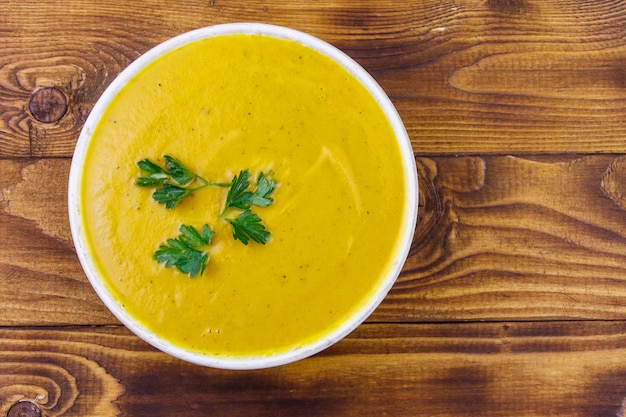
xmin=29 ymin=87 xmax=67 ymax=123
xmin=7 ymin=401 xmax=41 ymax=417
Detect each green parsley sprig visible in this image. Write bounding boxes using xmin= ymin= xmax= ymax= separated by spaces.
xmin=225 ymin=209 xmax=270 ymax=245
xmin=136 ymin=155 xmax=279 ymax=277
xmin=154 ymin=224 xmax=215 ymax=278
xmin=220 ymin=169 xmax=277 ymax=245
xmin=136 ymin=155 xmax=229 ymax=209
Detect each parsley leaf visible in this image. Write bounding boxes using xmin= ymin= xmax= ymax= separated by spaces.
xmin=223 ymin=169 xmax=253 ymax=211
xmin=222 ymin=170 xmax=277 ymax=212
xmin=154 ymin=224 xmax=215 ymax=278
xmin=136 ymin=159 xmax=168 ymax=186
xmin=220 ymin=170 xmax=277 ymax=244
xmin=164 ymin=155 xmax=195 ymax=185
xmin=152 ymin=183 xmax=192 ymax=209
xmin=226 ymin=209 xmax=270 ymax=245
xmin=249 ymin=171 xmax=276 ymax=207
xmin=179 ymin=223 xmax=214 ymax=247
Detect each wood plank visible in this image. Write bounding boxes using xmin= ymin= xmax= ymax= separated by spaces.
xmin=0 ymin=159 xmax=115 ymax=325
xmin=3 ymin=0 xmax=626 ymax=157
xmin=377 ymin=154 xmax=626 ymax=321
xmin=1 ymin=321 xmax=626 ymax=417
xmin=3 ymin=155 xmax=626 ymax=325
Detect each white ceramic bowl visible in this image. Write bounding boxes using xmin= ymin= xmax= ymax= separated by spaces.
xmin=68 ymin=23 xmax=418 ymax=369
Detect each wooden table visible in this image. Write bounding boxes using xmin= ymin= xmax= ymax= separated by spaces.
xmin=3 ymin=1 xmax=626 ymax=416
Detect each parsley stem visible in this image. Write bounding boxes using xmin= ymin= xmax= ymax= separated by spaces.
xmin=196 ymin=176 xmax=231 ymax=188
xmin=187 ymin=179 xmax=230 ymax=196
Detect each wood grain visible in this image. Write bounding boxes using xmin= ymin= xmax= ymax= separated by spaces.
xmin=3 ymin=155 xmax=626 ymax=325
xmin=0 ymin=159 xmax=115 ymax=325
xmin=3 ymin=0 xmax=626 ymax=157
xmin=4 ymin=2 xmax=626 ymax=416
xmin=379 ymin=154 xmax=626 ymax=321
xmin=2 ymin=322 xmax=626 ymax=417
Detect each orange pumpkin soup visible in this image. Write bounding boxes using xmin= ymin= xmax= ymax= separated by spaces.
xmin=79 ymin=33 xmax=409 ymax=358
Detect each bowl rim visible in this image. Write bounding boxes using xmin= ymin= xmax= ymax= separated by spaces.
xmin=68 ymin=22 xmax=418 ymax=370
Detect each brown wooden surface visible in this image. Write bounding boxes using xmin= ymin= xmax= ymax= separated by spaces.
xmin=3 ymin=0 xmax=626 ymax=416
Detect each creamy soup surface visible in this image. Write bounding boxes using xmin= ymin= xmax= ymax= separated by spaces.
xmin=81 ymin=34 xmax=408 ymax=357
